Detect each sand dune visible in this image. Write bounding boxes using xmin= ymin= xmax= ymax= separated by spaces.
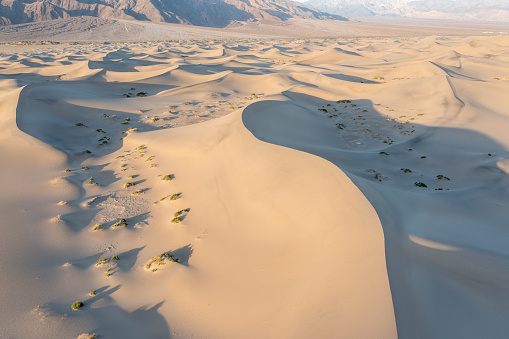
xmin=1 ymin=35 xmax=509 ymax=338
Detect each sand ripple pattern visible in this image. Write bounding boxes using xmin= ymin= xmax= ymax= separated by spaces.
xmin=1 ymin=36 xmax=509 ymax=338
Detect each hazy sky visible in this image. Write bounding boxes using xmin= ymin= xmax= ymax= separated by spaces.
xmin=293 ymin=0 xmax=416 ymax=2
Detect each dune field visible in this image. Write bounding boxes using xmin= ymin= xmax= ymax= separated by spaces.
xmin=1 ymin=34 xmax=509 ymax=338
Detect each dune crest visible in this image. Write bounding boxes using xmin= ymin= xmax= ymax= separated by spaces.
xmin=1 ymin=35 xmax=509 ymax=338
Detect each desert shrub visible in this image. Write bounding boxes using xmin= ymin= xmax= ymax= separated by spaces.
xmin=174 ymin=208 xmax=190 ymax=218
xmin=169 ymin=193 xmax=181 ymax=200
xmin=437 ymin=175 xmax=450 ymax=181
xmin=77 ymin=333 xmax=97 ymax=339
xmin=111 ymin=255 xmax=119 ymax=260
xmin=146 ymin=253 xmax=181 ymax=270
xmin=82 ymin=166 xmax=89 ymax=170
xmin=336 ymin=100 xmax=351 ymax=104
xmin=96 ymin=259 xmax=108 ymax=266
xmin=71 ymin=301 xmax=84 ymax=310
xmin=125 ymin=182 xmax=135 ymax=188
xmin=93 ymin=223 xmax=102 ymax=231
xmin=171 ymin=217 xmax=181 ymax=224
xmin=162 ymin=175 xmax=172 ymax=181
xmin=112 ymin=218 xmax=128 ymax=228
xmin=414 ymin=182 xmax=427 ymax=188
xmin=401 ymin=168 xmax=412 ymax=173
xmin=137 ymin=92 xmax=147 ymax=97
xmin=336 ymin=123 xmax=346 ymax=130
xmin=89 ymin=290 xmax=96 ymax=296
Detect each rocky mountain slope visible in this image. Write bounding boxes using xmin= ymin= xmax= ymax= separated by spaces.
xmin=0 ymin=0 xmax=346 ymax=27
xmin=305 ymin=0 xmax=509 ymax=22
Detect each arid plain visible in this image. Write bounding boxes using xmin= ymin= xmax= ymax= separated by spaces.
xmin=1 ymin=25 xmax=509 ymax=338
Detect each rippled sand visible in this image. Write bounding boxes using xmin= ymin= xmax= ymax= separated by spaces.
xmin=1 ymin=35 xmax=509 ymax=338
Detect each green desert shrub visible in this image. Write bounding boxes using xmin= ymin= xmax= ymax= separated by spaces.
xmin=146 ymin=253 xmax=181 ymax=270
xmin=112 ymin=218 xmax=128 ymax=228
xmin=174 ymin=208 xmax=190 ymax=218
xmin=169 ymin=193 xmax=181 ymax=200
xmin=162 ymin=175 xmax=172 ymax=181
xmin=71 ymin=301 xmax=84 ymax=310
xmin=414 ymin=182 xmax=427 ymax=188
xmin=95 ymin=259 xmax=108 ymax=266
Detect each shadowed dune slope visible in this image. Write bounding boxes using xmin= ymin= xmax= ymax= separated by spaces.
xmin=1 ymin=35 xmax=509 ymax=338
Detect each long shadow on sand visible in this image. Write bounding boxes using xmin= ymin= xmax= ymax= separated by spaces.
xmin=242 ymin=97 xmax=509 ymax=339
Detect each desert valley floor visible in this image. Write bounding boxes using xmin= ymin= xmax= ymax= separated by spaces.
xmin=1 ymin=35 xmax=509 ymax=338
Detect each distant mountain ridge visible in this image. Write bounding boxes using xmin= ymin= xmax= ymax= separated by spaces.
xmin=305 ymin=0 xmax=509 ymax=22
xmin=0 ymin=0 xmax=347 ymax=27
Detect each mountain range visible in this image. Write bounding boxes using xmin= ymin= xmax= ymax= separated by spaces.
xmin=0 ymin=0 xmax=347 ymax=27
xmin=305 ymin=0 xmax=509 ymax=22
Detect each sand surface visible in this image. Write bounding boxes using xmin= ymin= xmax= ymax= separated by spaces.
xmin=1 ymin=34 xmax=509 ymax=338
xmin=1 ymin=16 xmax=509 ymax=44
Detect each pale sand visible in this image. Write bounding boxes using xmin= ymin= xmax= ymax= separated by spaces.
xmin=1 ymin=16 xmax=509 ymax=45
xmin=0 ymin=34 xmax=509 ymax=338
